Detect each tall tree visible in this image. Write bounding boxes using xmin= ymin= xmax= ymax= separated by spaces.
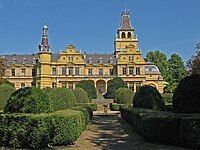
xmin=187 ymin=42 xmax=200 ymax=75
xmin=0 ymin=57 xmax=6 ymax=82
xmin=145 ymin=51 xmax=169 ymax=81
xmin=167 ymin=54 xmax=187 ymax=92
xmin=146 ymin=51 xmax=186 ymax=93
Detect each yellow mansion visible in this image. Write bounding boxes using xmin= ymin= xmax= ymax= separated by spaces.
xmin=1 ymin=9 xmax=165 ymax=94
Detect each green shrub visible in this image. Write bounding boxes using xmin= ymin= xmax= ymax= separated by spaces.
xmin=0 ymin=108 xmax=90 ymax=149
xmin=180 ymin=116 xmax=200 ymax=149
xmin=115 ymin=87 xmax=125 ymax=101
xmin=73 ymin=87 xmax=91 ymax=103
xmin=133 ymin=85 xmax=165 ymax=111
xmin=4 ymin=87 xmax=51 ymax=113
xmin=0 ymin=84 xmax=15 ymax=110
xmin=173 ymin=75 xmax=200 ymax=113
xmin=41 ymin=87 xmax=52 ymax=94
xmin=50 ymin=88 xmax=76 ymax=111
xmin=104 ymin=77 xmax=127 ymax=99
xmin=116 ymin=88 xmax=134 ymax=105
xmin=51 ymin=109 xmax=88 ymax=145
xmin=0 ymin=79 xmax=13 ymax=86
xmin=110 ymin=103 xmax=126 ymax=111
xmin=76 ymin=80 xmax=97 ymax=99
xmin=161 ymin=93 xmax=173 ymax=104
xmin=121 ymin=107 xmax=200 ymax=149
xmin=75 ymin=103 xmax=97 ymax=111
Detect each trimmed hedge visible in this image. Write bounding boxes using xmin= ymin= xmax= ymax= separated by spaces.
xmin=115 ymin=88 xmax=125 ymax=101
xmin=73 ymin=87 xmax=91 ymax=103
xmin=50 ymin=88 xmax=76 ymax=111
xmin=0 ymin=108 xmax=90 ymax=149
xmin=133 ymin=85 xmax=165 ymax=111
xmin=0 ymin=84 xmax=15 ymax=110
xmin=121 ymin=107 xmax=200 ymax=149
xmin=173 ymin=75 xmax=200 ymax=113
xmin=75 ymin=103 xmax=97 ymax=111
xmin=4 ymin=87 xmax=51 ymax=113
xmin=104 ymin=77 xmax=127 ymax=99
xmin=109 ymin=103 xmax=126 ymax=111
xmin=116 ymin=88 xmax=134 ymax=105
xmin=76 ymin=80 xmax=97 ymax=99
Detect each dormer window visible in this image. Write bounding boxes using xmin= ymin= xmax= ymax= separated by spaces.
xmin=109 ymin=57 xmax=113 ymax=63
xmin=98 ymin=57 xmax=103 ymax=63
xmin=88 ymin=57 xmax=92 ymax=63
xmin=22 ymin=58 xmax=27 ymax=64
xmin=12 ymin=57 xmax=17 ymax=64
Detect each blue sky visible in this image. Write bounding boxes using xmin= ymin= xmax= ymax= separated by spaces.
xmin=0 ymin=0 xmax=200 ymax=62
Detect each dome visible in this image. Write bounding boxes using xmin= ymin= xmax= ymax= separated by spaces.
xmin=145 ymin=65 xmax=160 ymax=74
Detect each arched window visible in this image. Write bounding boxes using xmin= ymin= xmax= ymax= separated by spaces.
xmin=128 ymin=32 xmax=132 ymax=38
xmin=121 ymin=32 xmax=126 ymax=38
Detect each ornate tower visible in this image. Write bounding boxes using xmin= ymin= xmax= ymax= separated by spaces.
xmin=37 ymin=23 xmax=52 ymax=88
xmin=114 ymin=6 xmax=139 ymax=58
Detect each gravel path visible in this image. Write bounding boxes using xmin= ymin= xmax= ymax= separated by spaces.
xmin=58 ymin=115 xmax=185 ymax=150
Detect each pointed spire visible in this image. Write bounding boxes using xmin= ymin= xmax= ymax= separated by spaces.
xmin=39 ymin=22 xmax=51 ymax=52
xmin=119 ymin=4 xmax=133 ymax=30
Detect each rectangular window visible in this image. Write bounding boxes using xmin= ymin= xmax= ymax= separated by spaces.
xmin=129 ymin=67 xmax=134 ymax=75
xmin=122 ymin=67 xmax=127 ymax=75
xmin=68 ymin=67 xmax=73 ymax=75
xmin=11 ymin=69 xmax=15 ymax=76
xmin=109 ymin=68 xmax=114 ymax=75
xmin=68 ymin=56 xmax=73 ymax=62
xmin=129 ymin=55 xmax=134 ymax=61
xmin=99 ymin=69 xmax=103 ymax=76
xmin=68 ymin=82 xmax=73 ymax=89
xmin=21 ymin=68 xmax=26 ymax=76
xmin=61 ymin=82 xmax=67 ymax=88
xmin=136 ymin=67 xmax=140 ymax=75
xmin=88 ymin=68 xmax=93 ymax=76
xmin=75 ymin=67 xmax=80 ymax=75
xmin=136 ymin=82 xmax=141 ymax=91
xmin=52 ymin=67 xmax=56 ymax=76
xmin=62 ymin=67 xmax=66 ymax=75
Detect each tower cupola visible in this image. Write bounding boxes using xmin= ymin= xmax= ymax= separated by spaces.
xmin=39 ymin=23 xmax=51 ymax=52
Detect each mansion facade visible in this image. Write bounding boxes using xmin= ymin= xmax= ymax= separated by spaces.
xmin=1 ymin=9 xmax=165 ymax=94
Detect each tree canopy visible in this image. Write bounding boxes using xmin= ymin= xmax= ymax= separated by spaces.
xmin=146 ymin=50 xmax=186 ymax=92
xmin=187 ymin=42 xmax=200 ymax=75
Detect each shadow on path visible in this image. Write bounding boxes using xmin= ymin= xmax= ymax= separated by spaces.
xmin=60 ymin=115 xmax=185 ymax=150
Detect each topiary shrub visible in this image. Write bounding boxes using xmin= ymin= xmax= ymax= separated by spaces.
xmin=4 ymin=87 xmax=51 ymax=113
xmin=50 ymin=87 xmax=76 ymax=111
xmin=116 ymin=88 xmax=134 ymax=105
xmin=0 ymin=84 xmax=15 ymax=110
xmin=115 ymin=88 xmax=125 ymax=101
xmin=133 ymin=85 xmax=165 ymax=111
xmin=173 ymin=75 xmax=200 ymax=113
xmin=73 ymin=87 xmax=91 ymax=103
xmin=104 ymin=77 xmax=127 ymax=99
xmin=41 ymin=87 xmax=52 ymax=94
xmin=76 ymin=80 xmax=97 ymax=99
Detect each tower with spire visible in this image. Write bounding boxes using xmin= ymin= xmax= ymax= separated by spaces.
xmin=39 ymin=23 xmax=51 ymax=52
xmin=114 ymin=5 xmax=139 ymax=58
xmin=37 ymin=23 xmax=52 ymax=88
